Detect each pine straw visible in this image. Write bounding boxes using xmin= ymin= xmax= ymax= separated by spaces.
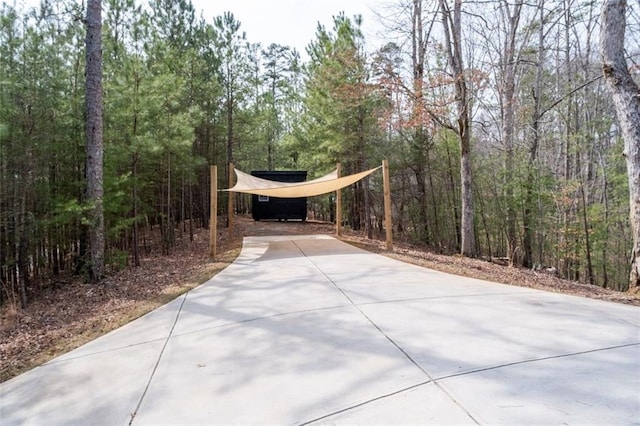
xmin=341 ymin=234 xmax=640 ymax=306
xmin=2 ymin=217 xmax=638 ymax=383
xmin=1 ymin=227 xmax=241 ymax=383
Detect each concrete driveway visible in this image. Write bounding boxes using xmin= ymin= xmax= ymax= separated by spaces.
xmin=1 ymin=235 xmax=639 ymax=425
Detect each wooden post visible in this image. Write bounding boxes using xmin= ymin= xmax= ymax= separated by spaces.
xmin=336 ymin=163 xmax=342 ymax=236
xmin=382 ymin=159 xmax=393 ymax=250
xmin=210 ymin=165 xmax=217 ymax=259
xmin=228 ymin=162 xmax=234 ymax=235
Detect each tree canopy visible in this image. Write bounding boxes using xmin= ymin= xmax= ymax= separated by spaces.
xmin=1 ymin=0 xmax=638 ymax=310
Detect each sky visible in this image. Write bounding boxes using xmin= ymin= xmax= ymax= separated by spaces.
xmin=191 ymin=0 xmax=382 ymax=59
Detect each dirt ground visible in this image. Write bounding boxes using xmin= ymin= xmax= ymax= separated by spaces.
xmin=1 ymin=216 xmax=638 ymax=383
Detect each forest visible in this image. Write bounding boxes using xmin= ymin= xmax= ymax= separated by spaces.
xmin=1 ymin=0 xmax=639 ymax=310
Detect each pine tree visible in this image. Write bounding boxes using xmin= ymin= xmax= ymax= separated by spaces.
xmin=85 ymin=0 xmax=105 ymax=282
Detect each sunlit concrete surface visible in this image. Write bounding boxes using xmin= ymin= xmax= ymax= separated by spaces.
xmin=1 ymin=235 xmax=639 ymax=425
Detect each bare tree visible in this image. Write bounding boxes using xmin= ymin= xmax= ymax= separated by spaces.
xmin=523 ymin=0 xmax=547 ymax=270
xmin=85 ymin=0 xmax=104 ymax=282
xmin=600 ymin=0 xmax=640 ymax=293
xmin=439 ymin=0 xmax=476 ymax=256
xmin=499 ymin=0 xmax=524 ymax=266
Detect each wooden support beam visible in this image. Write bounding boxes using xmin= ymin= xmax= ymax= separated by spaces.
xmin=382 ymin=159 xmax=393 ymax=251
xmin=210 ymin=165 xmax=217 ymax=259
xmin=336 ymin=163 xmax=342 ymax=237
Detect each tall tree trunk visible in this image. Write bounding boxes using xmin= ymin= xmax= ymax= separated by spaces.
xmin=579 ymin=179 xmax=595 ymax=284
xmin=85 ymin=0 xmax=104 ymax=282
xmin=131 ymin=71 xmax=141 ymax=267
xmin=523 ymin=0 xmax=545 ymax=269
xmin=226 ymin=77 xmax=234 ymax=228
xmin=440 ymin=0 xmax=475 ymax=256
xmin=459 ymin=140 xmax=475 ymax=256
xmin=426 ymin=158 xmax=440 ymax=245
xmin=414 ymin=161 xmax=430 ymax=244
xmin=411 ymin=0 xmax=430 ymax=245
xmin=445 ymin=140 xmax=461 ymax=251
xmin=132 ymin=151 xmax=140 ymax=267
xmin=598 ymin=152 xmax=610 ymax=288
xmin=501 ymin=0 xmax=523 ymax=265
xmin=17 ymin=190 xmax=28 ymax=308
xmin=268 ymin=69 xmax=277 ymax=171
xmin=563 ymin=0 xmax=577 ymax=281
xmin=601 ymin=0 xmax=640 ymax=293
xmin=164 ymin=151 xmax=173 ymax=254
xmin=357 ymin=105 xmax=373 ymax=239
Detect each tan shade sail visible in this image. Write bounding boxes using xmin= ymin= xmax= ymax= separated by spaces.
xmin=226 ymin=166 xmax=381 ymax=198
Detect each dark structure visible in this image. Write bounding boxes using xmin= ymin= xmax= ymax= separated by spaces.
xmin=251 ymin=170 xmax=307 ymax=221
